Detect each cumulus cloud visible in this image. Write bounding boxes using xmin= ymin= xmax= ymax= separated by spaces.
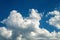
xmin=47 ymin=10 xmax=60 ymax=29
xmin=0 ymin=9 xmax=60 ymax=40
xmin=0 ymin=27 xmax=12 ymax=40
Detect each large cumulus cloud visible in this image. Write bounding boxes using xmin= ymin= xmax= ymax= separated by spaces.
xmin=0 ymin=9 xmax=60 ymax=40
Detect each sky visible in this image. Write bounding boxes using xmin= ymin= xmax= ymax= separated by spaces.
xmin=0 ymin=0 xmax=60 ymax=40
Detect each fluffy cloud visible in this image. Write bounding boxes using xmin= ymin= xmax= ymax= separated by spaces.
xmin=47 ymin=10 xmax=60 ymax=29
xmin=0 ymin=9 xmax=60 ymax=40
xmin=0 ymin=27 xmax=12 ymax=40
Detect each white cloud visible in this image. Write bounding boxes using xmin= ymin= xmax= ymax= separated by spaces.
xmin=47 ymin=10 xmax=60 ymax=29
xmin=0 ymin=27 xmax=12 ymax=38
xmin=0 ymin=27 xmax=12 ymax=40
xmin=0 ymin=9 xmax=60 ymax=40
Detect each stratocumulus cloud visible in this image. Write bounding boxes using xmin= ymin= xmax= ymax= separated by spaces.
xmin=0 ymin=9 xmax=60 ymax=40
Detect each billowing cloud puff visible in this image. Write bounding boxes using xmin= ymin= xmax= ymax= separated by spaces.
xmin=0 ymin=9 xmax=60 ymax=40
xmin=47 ymin=10 xmax=60 ymax=29
xmin=0 ymin=27 xmax=12 ymax=40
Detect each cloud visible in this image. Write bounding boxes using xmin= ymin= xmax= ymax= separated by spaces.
xmin=0 ymin=27 xmax=12 ymax=40
xmin=47 ymin=10 xmax=60 ymax=29
xmin=0 ymin=9 xmax=60 ymax=40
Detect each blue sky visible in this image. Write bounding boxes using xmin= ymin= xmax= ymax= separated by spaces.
xmin=0 ymin=0 xmax=60 ymax=18
xmin=0 ymin=0 xmax=60 ymax=40
xmin=0 ymin=0 xmax=60 ymax=19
